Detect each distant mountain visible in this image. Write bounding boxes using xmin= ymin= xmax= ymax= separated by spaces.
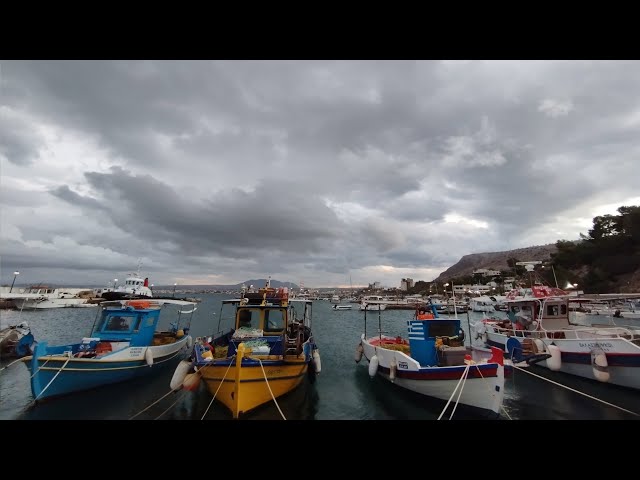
xmin=240 ymin=279 xmax=299 ymax=289
xmin=435 ymin=244 xmax=559 ymax=282
xmin=151 ymin=279 xmax=299 ymax=290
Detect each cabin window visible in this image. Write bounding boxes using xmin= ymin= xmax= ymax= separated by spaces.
xmin=133 ymin=315 xmax=142 ymax=331
xmin=264 ymin=309 xmax=285 ymax=332
xmin=105 ymin=315 xmax=133 ymax=331
xmin=547 ymin=305 xmax=559 ymax=316
xmin=237 ymin=309 xmax=259 ymax=330
xmin=426 ymin=322 xmax=458 ymax=337
xmin=560 ymin=304 xmax=567 ymax=315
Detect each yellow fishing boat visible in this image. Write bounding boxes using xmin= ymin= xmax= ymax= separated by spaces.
xmin=170 ymin=279 xmax=320 ymax=418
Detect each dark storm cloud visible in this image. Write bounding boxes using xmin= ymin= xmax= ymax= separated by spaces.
xmin=3 ymin=60 xmax=640 ymax=286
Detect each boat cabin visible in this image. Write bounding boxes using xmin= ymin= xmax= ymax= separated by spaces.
xmin=506 ymin=297 xmax=571 ymax=331
xmin=93 ymin=302 xmax=162 ymax=346
xmin=408 ymin=306 xmax=465 ymax=367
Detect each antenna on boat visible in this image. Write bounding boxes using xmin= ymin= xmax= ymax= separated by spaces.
xmin=516 ymin=261 xmax=542 ymax=287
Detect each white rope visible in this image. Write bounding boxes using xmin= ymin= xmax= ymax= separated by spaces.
xmin=472 ymin=364 xmax=513 ymax=420
xmin=129 ymin=388 xmax=180 ymax=420
xmin=30 ymin=356 xmax=51 ymax=379
xmin=200 ymin=355 xmax=236 ymax=420
xmin=34 ymin=355 xmax=71 ymax=401
xmin=513 ymin=364 xmax=640 ymax=417
xmin=0 ymin=357 xmax=23 ymax=372
xmin=437 ymin=364 xmax=470 ymax=420
xmin=154 ymin=391 xmax=186 ymax=420
xmin=257 ymin=358 xmax=286 ymax=420
xmin=448 ymin=365 xmax=470 ymax=420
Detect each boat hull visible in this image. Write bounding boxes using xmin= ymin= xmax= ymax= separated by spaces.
xmin=484 ymin=329 xmax=640 ymax=390
xmin=361 ymin=334 xmax=504 ymax=417
xmin=198 ymin=356 xmax=308 ymax=418
xmin=24 ymin=336 xmax=189 ymax=401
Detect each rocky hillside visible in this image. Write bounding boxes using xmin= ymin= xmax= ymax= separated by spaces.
xmin=435 ymin=244 xmax=558 ymax=282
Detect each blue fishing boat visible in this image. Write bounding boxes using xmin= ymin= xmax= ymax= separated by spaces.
xmin=21 ymin=299 xmax=196 ymax=402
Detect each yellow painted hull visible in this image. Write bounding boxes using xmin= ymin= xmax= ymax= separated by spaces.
xmin=199 ymin=356 xmax=308 ymax=418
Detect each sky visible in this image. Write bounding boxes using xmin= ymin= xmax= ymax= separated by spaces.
xmin=2 ymin=60 xmax=639 ymax=289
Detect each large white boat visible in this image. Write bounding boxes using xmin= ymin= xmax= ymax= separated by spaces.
xmin=473 ymin=285 xmax=640 ymax=390
xmin=4 ymin=286 xmax=99 ymax=310
xmin=99 ymin=271 xmax=153 ymax=301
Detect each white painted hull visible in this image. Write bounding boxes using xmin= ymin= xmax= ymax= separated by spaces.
xmin=19 ymin=298 xmax=96 ymax=309
xmin=483 ymin=327 xmax=640 ymax=390
xmin=361 ymin=334 xmax=504 ymax=416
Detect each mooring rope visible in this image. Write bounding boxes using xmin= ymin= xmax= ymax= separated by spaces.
xmin=0 ymin=357 xmax=23 ymax=372
xmin=513 ymin=364 xmax=640 ymax=417
xmin=129 ymin=387 xmax=181 ymax=420
xmin=257 ymin=358 xmax=286 ymax=420
xmin=472 ymin=363 xmax=513 ymax=420
xmin=448 ymin=365 xmax=470 ymax=420
xmin=437 ymin=364 xmax=470 ymax=420
xmin=34 ymin=355 xmax=71 ymax=401
xmin=200 ymin=355 xmax=236 ymax=420
xmin=154 ymin=391 xmax=187 ymax=420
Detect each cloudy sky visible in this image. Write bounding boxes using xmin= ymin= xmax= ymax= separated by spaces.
xmin=1 ymin=60 xmax=639 ymax=288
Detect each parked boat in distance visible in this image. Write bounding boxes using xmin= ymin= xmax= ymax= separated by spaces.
xmin=333 ymin=304 xmax=352 ymax=310
xmin=0 ymin=322 xmax=35 ymax=358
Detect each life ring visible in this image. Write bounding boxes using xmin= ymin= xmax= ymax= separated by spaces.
xmin=127 ymin=300 xmax=151 ymax=309
xmin=417 ymin=313 xmax=434 ymax=320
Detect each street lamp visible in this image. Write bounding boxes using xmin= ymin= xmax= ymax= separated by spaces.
xmin=173 ymin=283 xmax=177 ymax=297
xmin=10 ymin=271 xmax=19 ymax=293
xmin=150 ymin=283 xmax=154 ymax=292
xmin=113 ymin=278 xmax=118 ymax=289
xmin=444 ymin=283 xmax=449 ymax=299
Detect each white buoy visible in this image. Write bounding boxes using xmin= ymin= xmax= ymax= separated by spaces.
xmin=368 ymin=355 xmax=379 ymax=378
xmin=186 ymin=335 xmax=193 ymax=349
xmin=182 ymin=372 xmax=201 ymax=391
xmin=170 ymin=359 xmax=193 ymax=390
xmin=355 ymin=343 xmax=364 ymax=363
xmin=313 ymin=349 xmax=322 ymax=374
xmin=591 ymin=349 xmax=610 ymax=383
xmin=389 ymin=356 xmax=397 ymax=383
xmin=144 ymin=348 xmax=154 ymax=366
xmin=546 ymin=344 xmax=562 ymax=371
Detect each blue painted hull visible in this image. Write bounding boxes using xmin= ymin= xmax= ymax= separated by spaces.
xmin=27 ymin=347 xmax=184 ymax=401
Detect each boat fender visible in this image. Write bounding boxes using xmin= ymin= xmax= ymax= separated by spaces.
xmin=182 ymin=372 xmax=201 ymax=391
xmin=186 ymin=335 xmax=193 ymax=349
xmin=368 ymin=354 xmax=379 ymax=378
xmin=144 ymin=348 xmax=154 ymax=366
xmin=176 ymin=329 xmax=185 ymax=338
xmin=170 ymin=359 xmax=193 ymax=390
xmin=355 ymin=343 xmax=364 ymax=363
xmin=313 ymin=349 xmax=321 ymax=374
xmin=458 ymin=328 xmax=465 ymax=344
xmin=591 ymin=348 xmax=610 ymax=383
xmin=546 ymin=344 xmax=562 ymax=371
xmin=473 ymin=322 xmax=486 ymax=340
xmin=389 ymin=356 xmax=397 ymax=382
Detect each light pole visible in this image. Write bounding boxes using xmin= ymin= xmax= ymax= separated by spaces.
xmin=173 ymin=283 xmax=177 ymax=298
xmin=10 ymin=271 xmax=19 ymax=293
xmin=444 ymin=283 xmax=449 ymax=300
xmin=150 ymin=283 xmax=154 ymax=292
xmin=113 ymin=278 xmax=118 ymax=290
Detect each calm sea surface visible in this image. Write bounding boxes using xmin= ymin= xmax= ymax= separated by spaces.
xmin=1 ymin=293 xmax=639 ymax=421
